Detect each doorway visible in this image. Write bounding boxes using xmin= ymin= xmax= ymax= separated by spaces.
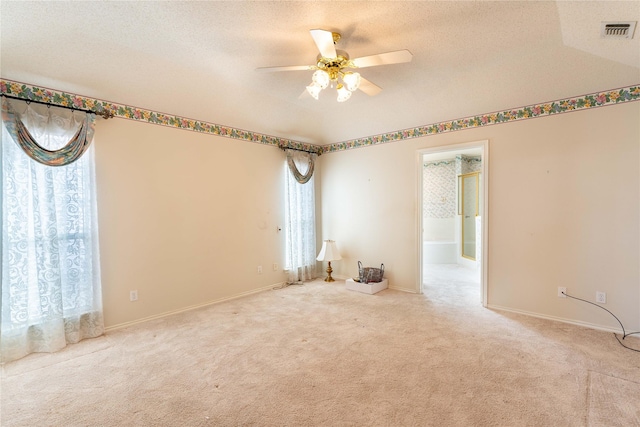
xmin=418 ymin=141 xmax=488 ymax=306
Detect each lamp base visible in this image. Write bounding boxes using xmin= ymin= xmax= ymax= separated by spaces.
xmin=324 ymin=261 xmax=335 ymax=282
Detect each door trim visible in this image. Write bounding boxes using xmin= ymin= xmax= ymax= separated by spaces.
xmin=416 ymin=140 xmax=489 ymax=306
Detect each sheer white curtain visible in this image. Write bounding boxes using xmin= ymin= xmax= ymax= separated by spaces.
xmin=284 ymin=150 xmax=317 ymax=283
xmin=1 ymin=100 xmax=103 ymax=363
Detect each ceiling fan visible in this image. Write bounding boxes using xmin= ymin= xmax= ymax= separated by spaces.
xmin=256 ymin=29 xmax=413 ymax=102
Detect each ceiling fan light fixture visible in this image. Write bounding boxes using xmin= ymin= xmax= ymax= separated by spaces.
xmin=312 ymin=70 xmax=330 ymax=89
xmin=343 ymin=72 xmax=361 ymax=92
xmin=336 ymin=84 xmax=352 ymax=102
xmin=306 ymin=83 xmax=322 ymax=100
xmin=259 ymin=28 xmax=413 ymax=102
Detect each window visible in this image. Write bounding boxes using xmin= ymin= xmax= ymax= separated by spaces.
xmin=1 ymin=100 xmax=103 ymax=363
xmin=283 ymin=150 xmax=317 ymax=283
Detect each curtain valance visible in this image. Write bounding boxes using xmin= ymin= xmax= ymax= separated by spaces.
xmin=1 ymin=98 xmax=96 ymax=166
xmin=285 ymin=149 xmax=316 ymax=184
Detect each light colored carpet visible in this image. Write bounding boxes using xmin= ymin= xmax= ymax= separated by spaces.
xmin=2 ymin=265 xmax=639 ymax=426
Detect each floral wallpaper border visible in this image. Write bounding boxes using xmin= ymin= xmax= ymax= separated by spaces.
xmin=322 ymin=85 xmax=640 ymax=154
xmin=0 ymin=79 xmax=323 ymax=155
xmin=423 ymin=156 xmax=481 ymax=169
xmin=424 ymin=160 xmax=455 ymax=168
xmin=2 ymin=79 xmax=638 ymax=155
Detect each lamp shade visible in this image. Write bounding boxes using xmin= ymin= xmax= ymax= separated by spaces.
xmin=312 ymin=70 xmax=330 ymax=89
xmin=306 ymin=83 xmax=322 ymax=100
xmin=336 ymin=84 xmax=351 ymax=103
xmin=343 ymin=72 xmax=361 ymax=92
xmin=316 ymin=240 xmax=341 ymax=262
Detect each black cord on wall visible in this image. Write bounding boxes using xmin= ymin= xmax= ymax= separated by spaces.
xmin=562 ymin=291 xmax=640 ymax=353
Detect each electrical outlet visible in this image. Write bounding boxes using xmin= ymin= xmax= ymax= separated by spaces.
xmin=257 ymin=265 xmax=263 ymax=274
xmin=558 ymin=287 xmax=566 ymax=298
xmin=130 ymin=290 xmax=138 ymax=302
xmin=273 ymin=263 xmax=278 ymax=271
xmin=596 ymin=291 xmax=606 ymax=304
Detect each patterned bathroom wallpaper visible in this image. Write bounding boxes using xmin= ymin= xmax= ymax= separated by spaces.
xmin=423 ymin=160 xmax=456 ymax=218
xmin=1 ymin=79 xmax=638 ymax=155
xmin=423 ymin=155 xmax=482 ymax=219
xmin=460 ymin=155 xmax=482 ymax=174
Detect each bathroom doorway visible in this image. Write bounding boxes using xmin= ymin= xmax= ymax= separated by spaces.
xmin=418 ymin=141 xmax=488 ymax=306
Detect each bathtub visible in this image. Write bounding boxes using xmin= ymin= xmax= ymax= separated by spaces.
xmin=423 ymin=240 xmax=457 ymax=264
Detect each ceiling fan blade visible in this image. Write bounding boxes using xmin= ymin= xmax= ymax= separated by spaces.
xmin=256 ymin=65 xmax=313 ymax=72
xmin=310 ymin=29 xmax=337 ymax=59
xmin=358 ymin=77 xmax=382 ymax=96
xmin=351 ymin=50 xmax=413 ymax=68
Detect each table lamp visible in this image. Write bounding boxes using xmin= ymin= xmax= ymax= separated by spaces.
xmin=316 ymin=240 xmax=341 ymax=282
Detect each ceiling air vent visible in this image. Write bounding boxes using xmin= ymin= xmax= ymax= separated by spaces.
xmin=601 ymin=21 xmax=636 ymax=39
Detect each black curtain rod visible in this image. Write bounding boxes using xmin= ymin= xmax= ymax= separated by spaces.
xmin=279 ymin=145 xmax=322 ymax=156
xmin=1 ymin=93 xmax=114 ymax=119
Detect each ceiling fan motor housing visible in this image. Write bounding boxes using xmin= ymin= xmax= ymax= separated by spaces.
xmin=316 ymin=50 xmax=354 ymax=81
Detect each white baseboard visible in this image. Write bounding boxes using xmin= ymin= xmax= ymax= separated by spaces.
xmin=487 ymin=303 xmax=640 ymax=339
xmin=105 ymin=282 xmax=283 ymax=332
xmin=388 ymin=285 xmax=418 ymax=294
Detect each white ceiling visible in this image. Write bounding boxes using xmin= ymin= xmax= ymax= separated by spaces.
xmin=1 ymin=1 xmax=639 ymax=146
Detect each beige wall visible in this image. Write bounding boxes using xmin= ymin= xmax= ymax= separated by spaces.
xmin=318 ymin=102 xmax=640 ymax=331
xmin=93 ymin=102 xmax=639 ymax=333
xmin=95 ymin=119 xmax=288 ymax=328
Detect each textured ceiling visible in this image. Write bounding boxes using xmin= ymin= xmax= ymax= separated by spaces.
xmin=1 ymin=1 xmax=639 ymax=145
